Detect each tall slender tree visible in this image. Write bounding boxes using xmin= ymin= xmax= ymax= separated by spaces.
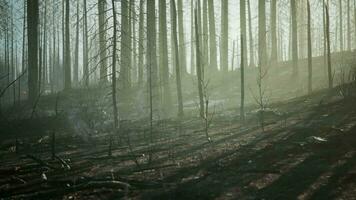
xmin=307 ymin=0 xmax=312 ymax=94
xmin=83 ymin=0 xmax=89 ymax=86
xmin=138 ymin=0 xmax=144 ymax=86
xmin=121 ymin=0 xmax=130 ymax=89
xmin=220 ymin=0 xmax=228 ymax=72
xmin=177 ymin=0 xmax=187 ymax=75
xmin=98 ymin=0 xmax=107 ymax=83
xmin=27 ymin=0 xmax=39 ymax=102
xmin=159 ymin=0 xmax=172 ymax=112
xmin=74 ymin=0 xmax=80 ymax=85
xmin=64 ymin=0 xmax=71 ymax=90
xmin=110 ymin=0 xmax=119 ymax=156
xmin=291 ymin=0 xmax=298 ymax=76
xmin=325 ymin=2 xmax=332 ymax=89
xmin=147 ymin=0 xmax=158 ymax=112
xmin=195 ymin=6 xmax=204 ymax=118
xmin=270 ymin=0 xmax=278 ymax=62
xmin=171 ymin=0 xmax=184 ymax=117
xmin=240 ymin=0 xmax=247 ymax=68
xmin=339 ymin=0 xmax=343 ymax=51
xmin=208 ymin=0 xmax=217 ymax=71
xmin=258 ymin=0 xmax=267 ymax=68
xmin=247 ymin=0 xmax=254 ymax=67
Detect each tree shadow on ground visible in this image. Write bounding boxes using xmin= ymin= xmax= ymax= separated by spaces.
xmin=142 ymin=99 xmax=356 ymax=200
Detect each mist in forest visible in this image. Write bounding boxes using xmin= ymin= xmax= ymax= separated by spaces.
xmin=0 ymin=0 xmax=356 ymax=199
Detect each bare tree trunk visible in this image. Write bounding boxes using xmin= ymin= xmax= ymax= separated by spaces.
xmin=138 ymin=0 xmax=144 ymax=86
xmin=258 ymin=0 xmax=267 ymax=69
xmin=42 ymin=0 xmax=47 ymax=91
xmin=240 ymin=0 xmax=247 ymax=68
xmin=247 ymin=0 xmax=254 ymax=67
xmin=64 ymin=0 xmax=71 ymax=90
xmin=177 ymin=0 xmax=187 ymax=75
xmin=83 ymin=0 xmax=89 ymax=87
xmin=291 ymin=0 xmax=298 ymax=76
xmin=110 ymin=0 xmax=119 ymax=156
xmin=220 ymin=0 xmax=228 ymax=72
xmin=98 ymin=0 xmax=107 ymax=83
xmin=202 ymin=0 xmax=209 ymax=69
xmin=74 ymin=0 xmax=79 ymax=85
xmin=270 ymin=0 xmax=278 ymax=62
xmin=27 ymin=0 xmax=39 ymax=102
xmin=159 ymin=0 xmax=172 ymax=113
xmin=131 ymin=0 xmax=137 ymax=84
xmin=171 ymin=0 xmax=184 ymax=117
xmin=347 ymin=0 xmax=351 ymax=51
xmin=240 ymin=35 xmax=245 ymax=122
xmin=120 ymin=0 xmax=130 ymax=89
xmin=195 ymin=6 xmax=204 ymax=118
xmin=339 ymin=0 xmax=343 ymax=52
xmin=190 ymin=0 xmax=195 ymax=75
xmin=208 ymin=0 xmax=217 ymax=72
xmin=307 ymin=0 xmax=312 ymax=94
xmin=325 ymin=2 xmax=332 ymax=89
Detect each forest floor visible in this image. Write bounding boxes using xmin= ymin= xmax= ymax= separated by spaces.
xmin=1 ymin=83 xmax=356 ymax=199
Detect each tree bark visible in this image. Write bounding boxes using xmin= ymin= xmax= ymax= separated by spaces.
xmin=121 ymin=0 xmax=130 ymax=89
xmin=258 ymin=0 xmax=267 ymax=69
xmin=64 ymin=0 xmax=71 ymax=90
xmin=195 ymin=6 xmax=205 ymax=118
xmin=240 ymin=0 xmax=247 ymax=68
xmin=171 ymin=0 xmax=184 ymax=117
xmin=74 ymin=0 xmax=79 ymax=85
xmin=270 ymin=0 xmax=278 ymax=62
xmin=159 ymin=0 xmax=172 ymax=113
xmin=27 ymin=0 xmax=39 ymax=102
xmin=325 ymin=3 xmax=332 ymax=89
xmin=147 ymin=0 xmax=158 ymax=113
xmin=291 ymin=0 xmax=298 ymax=76
xmin=98 ymin=0 xmax=107 ymax=83
xmin=177 ymin=0 xmax=187 ymax=75
xmin=220 ymin=0 xmax=228 ymax=72
xmin=307 ymin=0 xmax=312 ymax=94
xmin=110 ymin=0 xmax=119 ymax=156
xmin=83 ymin=0 xmax=89 ymax=87
xmin=240 ymin=35 xmax=245 ymax=122
xmin=208 ymin=0 xmax=217 ymax=72
xmin=138 ymin=0 xmax=144 ymax=86
xmin=247 ymin=0 xmax=254 ymax=67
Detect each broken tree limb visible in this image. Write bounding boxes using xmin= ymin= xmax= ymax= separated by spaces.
xmin=54 ymin=155 xmax=71 ymax=170
xmin=24 ymin=154 xmax=57 ymax=170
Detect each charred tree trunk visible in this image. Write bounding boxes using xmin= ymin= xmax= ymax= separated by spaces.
xmin=270 ymin=0 xmax=278 ymax=62
xmin=110 ymin=0 xmax=119 ymax=156
xmin=177 ymin=0 xmax=187 ymax=75
xmin=307 ymin=0 xmax=312 ymax=94
xmin=64 ymin=0 xmax=71 ymax=90
xmin=220 ymin=0 xmax=228 ymax=72
xmin=325 ymin=3 xmax=332 ymax=89
xmin=27 ymin=0 xmax=39 ymax=102
xmin=74 ymin=0 xmax=79 ymax=85
xmin=159 ymin=0 xmax=172 ymax=113
xmin=83 ymin=0 xmax=89 ymax=87
xmin=208 ymin=0 xmax=218 ymax=72
xmin=138 ymin=0 xmax=144 ymax=86
xmin=171 ymin=0 xmax=184 ymax=117
xmin=98 ymin=0 xmax=107 ymax=83
xmin=291 ymin=0 xmax=298 ymax=76
xmin=195 ymin=6 xmax=205 ymax=118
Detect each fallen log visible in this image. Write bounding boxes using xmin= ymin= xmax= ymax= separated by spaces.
xmin=23 ymin=154 xmax=57 ymax=170
xmin=54 ymin=155 xmax=71 ymax=170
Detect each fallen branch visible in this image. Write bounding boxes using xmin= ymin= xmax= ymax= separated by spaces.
xmin=24 ymin=154 xmax=57 ymax=170
xmin=54 ymin=155 xmax=71 ymax=170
